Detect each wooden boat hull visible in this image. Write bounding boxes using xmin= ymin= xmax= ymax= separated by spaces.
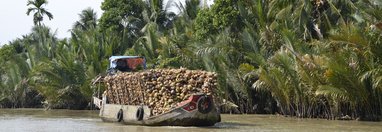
xmin=97 ymin=94 xmax=221 ymax=126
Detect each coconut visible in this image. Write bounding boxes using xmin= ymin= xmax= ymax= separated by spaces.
xmin=103 ymin=68 xmax=217 ymax=115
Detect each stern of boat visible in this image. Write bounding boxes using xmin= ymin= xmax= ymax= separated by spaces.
xmin=145 ymin=93 xmax=221 ymax=126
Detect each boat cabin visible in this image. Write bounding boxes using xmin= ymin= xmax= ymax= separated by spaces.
xmin=108 ymin=56 xmax=146 ymax=74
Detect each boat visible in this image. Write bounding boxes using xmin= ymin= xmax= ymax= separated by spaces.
xmin=92 ymin=56 xmax=221 ymax=126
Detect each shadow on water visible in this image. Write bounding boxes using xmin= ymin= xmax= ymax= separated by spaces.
xmin=88 ymin=120 xmax=257 ymax=132
xmin=206 ymin=122 xmax=256 ymax=129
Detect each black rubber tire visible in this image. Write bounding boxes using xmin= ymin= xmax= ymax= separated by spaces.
xmin=197 ymin=95 xmax=213 ymax=114
xmin=117 ymin=109 xmax=123 ymax=122
xmin=136 ymin=106 xmax=144 ymax=121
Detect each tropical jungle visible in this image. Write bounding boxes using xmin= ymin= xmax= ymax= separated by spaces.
xmin=1 ymin=0 xmax=382 ymax=121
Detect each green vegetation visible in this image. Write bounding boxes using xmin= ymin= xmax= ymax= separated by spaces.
xmin=1 ymin=0 xmax=382 ymax=121
xmin=26 ymin=0 xmax=53 ymax=26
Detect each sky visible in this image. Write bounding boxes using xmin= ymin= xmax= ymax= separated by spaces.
xmin=0 ymin=0 xmax=104 ymax=45
xmin=0 ymin=0 xmax=213 ymax=46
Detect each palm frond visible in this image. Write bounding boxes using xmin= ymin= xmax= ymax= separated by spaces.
xmin=316 ymin=85 xmax=349 ymax=101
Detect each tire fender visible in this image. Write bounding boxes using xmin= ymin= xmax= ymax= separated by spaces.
xmin=117 ymin=109 xmax=123 ymax=122
xmin=136 ymin=106 xmax=144 ymax=121
xmin=197 ymin=95 xmax=213 ymax=114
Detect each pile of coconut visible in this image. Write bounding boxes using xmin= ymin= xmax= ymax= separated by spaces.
xmin=103 ymin=68 xmax=218 ymax=115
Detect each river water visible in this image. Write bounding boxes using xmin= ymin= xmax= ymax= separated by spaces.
xmin=1 ymin=109 xmax=382 ymax=132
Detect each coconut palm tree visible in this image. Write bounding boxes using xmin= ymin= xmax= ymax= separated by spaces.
xmin=0 ymin=49 xmax=40 ymax=108
xmin=73 ymin=8 xmax=97 ymax=31
xmin=249 ymin=0 xmax=382 ymax=119
xmin=29 ymin=39 xmax=90 ymax=109
xmin=26 ymin=0 xmax=53 ymax=26
xmin=27 ymin=25 xmax=58 ymax=61
xmin=144 ymin=0 xmax=177 ymax=32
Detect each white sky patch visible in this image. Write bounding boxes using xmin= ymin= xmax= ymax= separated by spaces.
xmin=0 ymin=0 xmax=214 ymax=46
xmin=0 ymin=0 xmax=103 ymax=45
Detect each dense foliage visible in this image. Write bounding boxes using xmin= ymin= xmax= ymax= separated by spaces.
xmin=1 ymin=0 xmax=382 ymax=121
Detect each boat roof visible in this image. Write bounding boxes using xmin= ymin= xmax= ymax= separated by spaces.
xmin=109 ymin=56 xmax=144 ymax=61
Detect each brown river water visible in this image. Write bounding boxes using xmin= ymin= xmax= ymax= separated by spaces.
xmin=1 ymin=109 xmax=382 ymax=132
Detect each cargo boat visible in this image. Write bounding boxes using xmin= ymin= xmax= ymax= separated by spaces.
xmin=92 ymin=56 xmax=221 ymax=126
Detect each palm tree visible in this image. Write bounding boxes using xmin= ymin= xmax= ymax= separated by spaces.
xmin=26 ymin=0 xmax=53 ymax=26
xmin=0 ymin=49 xmax=40 ymax=108
xmin=144 ymin=0 xmax=177 ymax=31
xmin=247 ymin=0 xmax=382 ymax=119
xmin=30 ymin=50 xmax=88 ymax=109
xmin=29 ymin=35 xmax=104 ymax=109
xmin=183 ymin=0 xmax=201 ymax=20
xmin=73 ymin=8 xmax=97 ymax=31
xmin=27 ymin=25 xmax=58 ymax=61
